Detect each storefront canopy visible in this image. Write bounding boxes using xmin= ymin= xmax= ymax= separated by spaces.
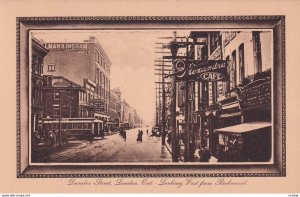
xmin=214 ymin=122 xmax=271 ymax=134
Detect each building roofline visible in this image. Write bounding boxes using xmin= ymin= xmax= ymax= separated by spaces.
xmin=32 ymin=37 xmax=49 ymax=55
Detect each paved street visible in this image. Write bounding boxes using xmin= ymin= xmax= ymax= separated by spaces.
xmin=42 ymin=127 xmax=171 ymax=163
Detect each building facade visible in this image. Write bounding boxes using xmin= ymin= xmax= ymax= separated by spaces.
xmin=42 ymin=76 xmax=85 ymax=119
xmin=109 ymin=88 xmax=122 ymax=127
xmin=31 ymin=37 xmax=49 ymax=135
xmin=163 ymin=30 xmax=272 ymax=162
xmin=43 ymin=37 xmax=111 ymax=119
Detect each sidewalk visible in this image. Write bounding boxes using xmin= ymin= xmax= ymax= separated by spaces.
xmin=164 ymin=142 xmax=202 ymax=162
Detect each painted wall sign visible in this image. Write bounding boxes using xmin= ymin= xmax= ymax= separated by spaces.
xmin=45 ymin=43 xmax=88 ymax=50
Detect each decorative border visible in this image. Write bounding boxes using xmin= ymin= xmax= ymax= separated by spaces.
xmin=281 ymin=16 xmax=286 ymax=176
xmin=16 ymin=17 xmax=21 ymax=176
xmin=16 ymin=16 xmax=283 ymax=21
xmin=16 ymin=15 xmax=286 ymax=178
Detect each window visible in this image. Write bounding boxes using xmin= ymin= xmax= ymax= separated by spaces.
xmin=209 ymin=32 xmax=220 ymax=55
xmin=53 ymin=106 xmax=60 ymax=116
xmin=95 ymin=68 xmax=99 ymax=83
xmin=231 ymin=50 xmax=237 ymax=90
xmin=253 ymin=32 xmax=262 ymax=73
xmin=48 ymin=64 xmax=56 ymax=71
xmin=238 ymin=43 xmax=245 ymax=83
xmin=54 ymin=91 xmax=60 ymax=100
xmin=225 ymin=56 xmax=230 ymax=93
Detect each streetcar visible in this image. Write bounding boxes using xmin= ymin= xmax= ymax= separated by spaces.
xmin=41 ymin=117 xmax=104 ymax=140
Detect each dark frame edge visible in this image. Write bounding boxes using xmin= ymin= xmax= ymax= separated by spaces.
xmin=16 ymin=15 xmax=286 ymax=178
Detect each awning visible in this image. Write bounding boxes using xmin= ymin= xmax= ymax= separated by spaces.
xmin=205 ymin=111 xmax=218 ymax=116
xmin=219 ymin=111 xmax=242 ymax=118
xmin=214 ymin=122 xmax=271 ymax=134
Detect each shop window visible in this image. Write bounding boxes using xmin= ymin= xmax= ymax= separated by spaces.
xmin=239 ymin=43 xmax=245 ymax=84
xmin=48 ymin=64 xmax=56 ymax=71
xmin=253 ymin=32 xmax=262 ymax=73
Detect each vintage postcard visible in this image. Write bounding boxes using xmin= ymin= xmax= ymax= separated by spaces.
xmin=17 ymin=16 xmax=284 ymax=176
xmin=1 ymin=0 xmax=300 ymax=194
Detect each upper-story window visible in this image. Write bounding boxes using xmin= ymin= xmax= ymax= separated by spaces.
xmin=95 ymin=68 xmax=99 ymax=84
xmin=238 ymin=43 xmax=245 ymax=84
xmin=48 ymin=64 xmax=56 ymax=71
xmin=253 ymin=32 xmax=262 ymax=73
xmin=209 ymin=32 xmax=220 ymax=55
xmin=231 ymin=50 xmax=237 ymax=90
xmin=32 ymin=54 xmax=43 ymax=75
xmin=54 ymin=91 xmax=60 ymax=100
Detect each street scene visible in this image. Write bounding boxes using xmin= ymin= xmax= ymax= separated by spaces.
xmin=31 ymin=30 xmax=273 ymax=163
xmin=32 ymin=127 xmax=171 ymax=163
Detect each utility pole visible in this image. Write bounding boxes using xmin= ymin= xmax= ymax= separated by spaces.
xmin=184 ymin=37 xmax=190 ymax=162
xmin=154 ymin=51 xmax=170 ymax=145
xmin=161 ymin=61 xmax=166 ymax=145
xmin=170 ymin=31 xmax=179 ymax=162
xmin=155 ymin=85 xmax=158 ymax=127
xmin=58 ymin=90 xmax=62 ymax=146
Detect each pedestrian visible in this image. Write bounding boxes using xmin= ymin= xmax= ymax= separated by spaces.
xmin=146 ymin=129 xmax=149 ymax=136
xmin=167 ymin=131 xmax=171 ymax=145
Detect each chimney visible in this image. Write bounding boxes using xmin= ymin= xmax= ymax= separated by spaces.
xmin=89 ymin=36 xmax=96 ymax=42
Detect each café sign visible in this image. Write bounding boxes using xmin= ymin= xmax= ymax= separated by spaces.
xmin=200 ymin=72 xmax=224 ymax=81
xmin=175 ymin=60 xmax=228 ymax=82
xmin=174 ymin=60 xmax=186 ymax=78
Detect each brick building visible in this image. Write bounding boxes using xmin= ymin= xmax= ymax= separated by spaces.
xmin=43 ymin=36 xmax=111 ymax=119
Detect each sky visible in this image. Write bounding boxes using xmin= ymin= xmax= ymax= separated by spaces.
xmin=33 ymin=30 xmax=191 ymax=125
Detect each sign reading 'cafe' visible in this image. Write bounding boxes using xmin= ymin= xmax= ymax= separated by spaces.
xmin=175 ymin=60 xmax=228 ymax=82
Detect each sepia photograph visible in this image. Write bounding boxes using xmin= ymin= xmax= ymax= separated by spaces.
xmin=2 ymin=0 xmax=300 ymax=194
xmin=16 ymin=16 xmax=285 ymax=178
xmin=30 ymin=29 xmax=273 ymax=164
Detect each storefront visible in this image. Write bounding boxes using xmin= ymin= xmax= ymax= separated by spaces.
xmin=212 ymin=69 xmax=272 ymax=162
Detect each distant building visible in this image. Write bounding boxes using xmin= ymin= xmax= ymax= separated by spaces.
xmin=109 ymin=88 xmax=121 ymax=127
xmin=43 ymin=36 xmax=111 ymax=119
xmin=120 ymin=99 xmax=143 ymax=128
